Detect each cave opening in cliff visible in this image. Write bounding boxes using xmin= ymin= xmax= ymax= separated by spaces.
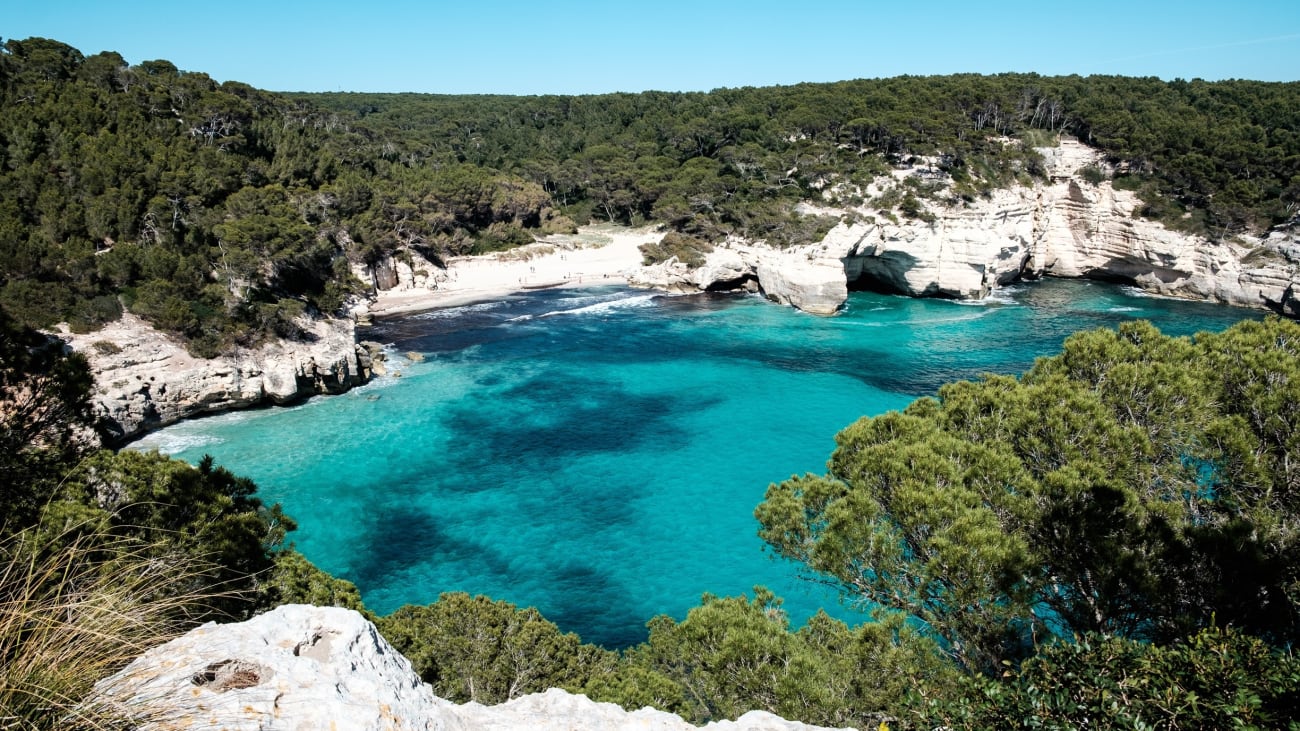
xmin=845 ymin=252 xmax=922 ymax=297
xmin=847 ymin=270 xmax=909 ymax=296
xmin=704 ymin=274 xmax=758 ymax=293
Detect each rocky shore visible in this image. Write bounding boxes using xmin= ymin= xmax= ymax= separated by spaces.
xmin=60 ymin=312 xmax=384 ymax=444
xmin=628 ymin=138 xmax=1300 ymax=317
xmin=58 ymin=140 xmax=1299 ymax=443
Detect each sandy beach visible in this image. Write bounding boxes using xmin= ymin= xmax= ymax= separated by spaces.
xmin=364 ymin=225 xmax=662 ymax=317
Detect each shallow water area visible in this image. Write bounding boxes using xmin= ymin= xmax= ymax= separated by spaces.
xmin=134 ymin=280 xmax=1262 ymax=647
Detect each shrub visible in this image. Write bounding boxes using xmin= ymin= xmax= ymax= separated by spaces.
xmin=378 ymin=593 xmax=616 ymax=705
xmin=1078 ymin=165 xmax=1106 ymax=185
xmin=0 ymin=530 xmax=218 ymax=730
xmin=639 ymin=232 xmax=715 ymax=267
xmin=913 ymin=627 xmax=1300 ymax=730
xmin=471 ymin=222 xmax=535 ymax=255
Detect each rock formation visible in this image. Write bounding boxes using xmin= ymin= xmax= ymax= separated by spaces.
xmin=61 ymin=139 xmax=1299 ymax=439
xmin=754 ymin=257 xmax=847 ymax=316
xmin=633 ymin=138 xmax=1300 ymax=316
xmin=96 ymin=605 xmax=856 ymax=731
xmin=60 ymin=313 xmax=382 ymax=443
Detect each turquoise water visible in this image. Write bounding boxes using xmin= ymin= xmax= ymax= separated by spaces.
xmin=133 ymin=280 xmax=1261 ymax=647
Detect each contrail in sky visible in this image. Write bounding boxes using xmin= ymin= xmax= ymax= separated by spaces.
xmin=1103 ymin=32 xmax=1300 ymax=64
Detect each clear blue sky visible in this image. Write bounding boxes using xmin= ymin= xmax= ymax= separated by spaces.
xmin=6 ymin=1 xmax=1299 ymax=94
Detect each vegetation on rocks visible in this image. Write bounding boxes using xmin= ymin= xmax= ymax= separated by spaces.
xmin=3 ymin=35 xmax=1300 ymax=729
xmin=4 ymin=262 xmax=1300 ymax=728
xmin=3 ymin=37 xmax=1298 ymax=352
xmin=639 ymin=231 xmax=715 ymax=268
xmin=0 ymin=38 xmax=555 ymax=354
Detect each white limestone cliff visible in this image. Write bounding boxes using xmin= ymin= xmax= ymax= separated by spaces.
xmin=754 ymin=256 xmax=848 ymax=316
xmin=60 ymin=312 xmax=379 ymax=443
xmin=95 ymin=605 xmax=857 ymax=731
xmin=58 ymin=139 xmax=1300 ymax=440
xmin=629 ymin=138 xmax=1300 ymax=316
xmin=626 ymin=241 xmax=847 ymax=315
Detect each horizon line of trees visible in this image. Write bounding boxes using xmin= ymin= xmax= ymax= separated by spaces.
xmin=3 ymin=36 xmax=1298 ymax=355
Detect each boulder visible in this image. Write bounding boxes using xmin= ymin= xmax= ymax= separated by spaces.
xmin=756 ymin=257 xmax=848 ymax=315
xmin=96 ymin=605 xmax=457 ymax=731
xmin=95 ymin=605 xmax=857 ymax=731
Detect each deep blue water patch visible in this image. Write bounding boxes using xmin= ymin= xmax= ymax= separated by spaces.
xmin=134 ymin=281 xmax=1262 ymax=648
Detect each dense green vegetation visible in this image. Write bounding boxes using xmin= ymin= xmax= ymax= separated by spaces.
xmin=757 ymin=318 xmax=1300 ymax=674
xmin=0 ymin=37 xmax=562 ymax=354
xmin=1 ymin=307 xmax=297 ymax=621
xmin=4 ymin=35 xmax=1300 ymax=728
xmin=755 ymin=317 xmax=1300 ymax=725
xmin=295 ymin=73 xmax=1300 ymax=238
xmin=7 ymin=299 xmax=1297 ymax=728
xmin=3 ymin=37 xmax=1298 ymax=354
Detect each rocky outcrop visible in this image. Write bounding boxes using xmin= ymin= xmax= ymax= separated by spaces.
xmin=60 ymin=313 xmax=382 ymax=443
xmin=754 ymin=257 xmax=847 ymax=315
xmin=95 ymin=605 xmax=856 ymax=731
xmin=354 ymin=253 xmax=445 ymax=295
xmin=832 ymin=195 xmax=1036 ymax=300
xmin=629 ymin=138 xmax=1300 ymax=316
xmin=628 ymin=243 xmax=847 ymax=316
xmin=1029 ymin=140 xmax=1300 ymax=314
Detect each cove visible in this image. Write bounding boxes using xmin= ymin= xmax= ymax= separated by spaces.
xmin=133 ymin=279 xmax=1262 ymax=648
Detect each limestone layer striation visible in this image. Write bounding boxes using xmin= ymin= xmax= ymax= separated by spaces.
xmin=61 ymin=312 xmax=381 ymax=443
xmin=629 ymin=139 xmax=1300 ymax=316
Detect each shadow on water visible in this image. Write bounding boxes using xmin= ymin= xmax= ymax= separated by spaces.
xmin=541 ymin=562 xmax=657 ymax=648
xmin=142 ymin=279 xmax=1266 ymax=649
xmin=442 ymin=372 xmax=711 ymax=477
xmin=345 ymin=509 xmax=478 ymax=592
xmin=347 ymin=499 xmax=651 ymax=648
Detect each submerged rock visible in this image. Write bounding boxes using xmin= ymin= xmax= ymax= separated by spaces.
xmin=96 ymin=605 xmax=857 ymax=731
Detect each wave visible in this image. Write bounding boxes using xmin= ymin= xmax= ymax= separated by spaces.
xmin=512 ymin=293 xmax=662 ymax=321
xmin=130 ymin=427 xmax=225 ymax=455
xmin=841 ymin=309 xmax=994 ymax=328
xmin=952 ymin=285 xmax=1025 ymax=307
xmin=409 ymin=300 xmax=509 ymax=321
xmin=921 ymin=309 xmax=996 ymax=325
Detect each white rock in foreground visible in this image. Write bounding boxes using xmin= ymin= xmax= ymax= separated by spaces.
xmin=97 ymin=605 xmax=856 ymax=731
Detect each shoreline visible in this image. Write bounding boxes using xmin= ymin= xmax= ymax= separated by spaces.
xmin=363 ymin=225 xmax=661 ymax=319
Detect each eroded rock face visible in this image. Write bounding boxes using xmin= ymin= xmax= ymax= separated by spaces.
xmin=755 ymin=257 xmax=848 ymax=315
xmin=627 ymin=138 xmax=1300 ymax=316
xmin=628 ymin=243 xmax=846 ymax=314
xmin=61 ymin=313 xmax=380 ymax=443
xmin=96 ymin=605 xmax=856 ymax=731
xmin=354 ymin=252 xmax=445 ymax=295
xmin=833 ymin=194 xmax=1036 ymax=300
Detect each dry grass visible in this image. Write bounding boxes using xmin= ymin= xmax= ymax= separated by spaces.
xmin=0 ymin=530 xmax=220 ymax=730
